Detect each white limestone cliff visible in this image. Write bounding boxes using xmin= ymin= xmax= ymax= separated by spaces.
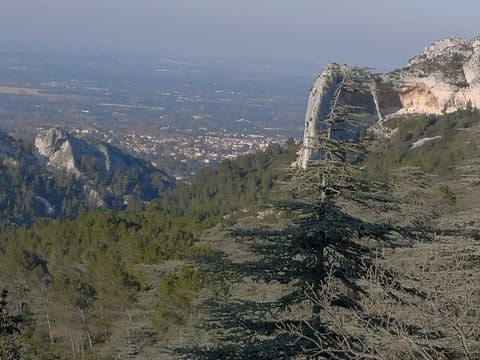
xmin=34 ymin=127 xmax=174 ymax=206
xmin=35 ymin=128 xmax=81 ymax=175
xmin=35 ymin=127 xmax=150 ymax=177
xmin=300 ymin=64 xmax=346 ymax=166
xmin=298 ymin=36 xmax=480 ymax=168
xmin=298 ymin=65 xmax=379 ymax=167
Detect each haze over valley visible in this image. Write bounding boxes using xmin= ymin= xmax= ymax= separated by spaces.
xmin=0 ymin=49 xmax=311 ymax=176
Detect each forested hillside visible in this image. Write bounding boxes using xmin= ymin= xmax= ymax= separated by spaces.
xmin=0 ymin=143 xmax=298 ymax=358
xmin=176 ymin=109 xmax=480 ymax=359
xmin=0 ymin=129 xmax=173 ymax=226
xmin=363 ymin=109 xmax=480 ymax=180
xmin=1 ymin=110 xmax=480 ymax=359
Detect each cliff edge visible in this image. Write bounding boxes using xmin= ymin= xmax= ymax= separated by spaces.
xmin=298 ymin=36 xmax=480 ymax=168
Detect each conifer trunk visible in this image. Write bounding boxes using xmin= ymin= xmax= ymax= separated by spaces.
xmin=311 ymin=238 xmax=325 ymax=331
xmin=79 ymin=308 xmax=93 ymax=349
xmin=40 ymin=280 xmax=54 ymax=345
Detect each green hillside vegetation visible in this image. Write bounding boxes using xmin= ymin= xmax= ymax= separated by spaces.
xmin=0 ymin=108 xmax=479 ymax=359
xmin=0 ymin=134 xmax=174 ymax=226
xmin=0 ymin=143 xmax=298 ymax=358
xmin=177 ymin=111 xmax=480 ymax=359
xmin=0 ymin=139 xmax=67 ymax=225
xmin=364 ymin=109 xmax=480 ymax=179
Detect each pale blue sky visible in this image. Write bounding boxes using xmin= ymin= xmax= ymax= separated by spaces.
xmin=1 ymin=0 xmax=480 ymax=70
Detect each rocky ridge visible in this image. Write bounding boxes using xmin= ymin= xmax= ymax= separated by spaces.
xmin=35 ymin=127 xmax=174 ymax=204
xmin=0 ymin=128 xmax=175 ymax=225
xmin=299 ymin=36 xmax=480 ymax=168
xmin=35 ymin=128 xmax=168 ymax=180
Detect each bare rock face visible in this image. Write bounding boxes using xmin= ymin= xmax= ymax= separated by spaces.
xmin=299 ymin=64 xmax=379 ymax=166
xmin=0 ymin=127 xmax=174 ymax=224
xmin=35 ymin=128 xmax=80 ymax=175
xmin=298 ymin=36 xmax=480 ymax=168
xmin=35 ymin=128 xmax=156 ymax=178
xmin=389 ymin=36 xmax=480 ymax=115
xmin=35 ymin=127 xmax=174 ymax=206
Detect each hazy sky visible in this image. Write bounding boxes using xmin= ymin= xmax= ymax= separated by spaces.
xmin=2 ymin=0 xmax=480 ymax=70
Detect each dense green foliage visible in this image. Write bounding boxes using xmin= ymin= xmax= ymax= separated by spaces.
xmin=166 ymin=143 xmax=296 ymax=224
xmin=0 ymin=289 xmax=36 ymax=360
xmin=181 ymin=137 xmax=405 ymax=358
xmin=0 ymin=139 xmax=68 ymax=225
xmin=0 ymin=142 xmax=298 ymax=358
xmin=364 ymin=109 xmax=480 ymax=179
xmin=152 ymin=266 xmax=207 ymax=332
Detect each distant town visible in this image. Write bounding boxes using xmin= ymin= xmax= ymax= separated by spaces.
xmin=0 ymin=50 xmax=310 ymax=176
xmin=71 ymin=127 xmax=286 ymax=178
xmin=118 ymin=131 xmax=280 ymax=164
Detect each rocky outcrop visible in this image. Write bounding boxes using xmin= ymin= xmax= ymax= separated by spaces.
xmin=35 ymin=128 xmax=150 ymax=177
xmin=0 ymin=128 xmax=175 ymax=225
xmin=35 ymin=127 xmax=175 ymax=206
xmin=0 ymin=127 xmax=175 ymax=225
xmin=300 ymin=64 xmax=379 ymax=166
xmin=35 ymin=128 xmax=81 ymax=175
xmin=298 ymin=36 xmax=480 ymax=168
